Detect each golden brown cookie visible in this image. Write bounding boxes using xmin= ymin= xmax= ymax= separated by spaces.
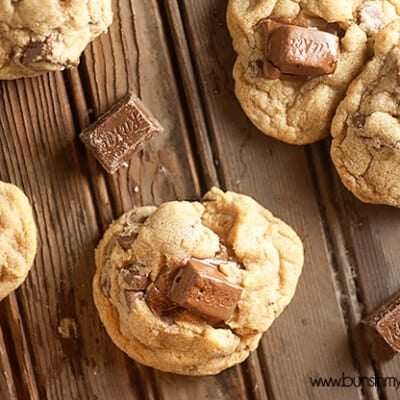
xmin=93 ymin=187 xmax=304 ymax=375
xmin=227 ymin=0 xmax=400 ymax=144
xmin=0 ymin=181 xmax=37 ymax=301
xmin=331 ymin=20 xmax=400 ymax=207
xmin=0 ymin=0 xmax=113 ymax=79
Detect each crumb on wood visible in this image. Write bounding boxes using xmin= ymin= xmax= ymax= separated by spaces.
xmin=58 ymin=318 xmax=78 ymax=339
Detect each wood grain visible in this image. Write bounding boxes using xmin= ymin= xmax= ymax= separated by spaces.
xmin=0 ymin=318 xmax=17 ymax=399
xmin=177 ymin=1 xmax=365 ymax=399
xmin=0 ymin=0 xmax=398 ymax=399
xmin=76 ymin=0 xmax=251 ymax=399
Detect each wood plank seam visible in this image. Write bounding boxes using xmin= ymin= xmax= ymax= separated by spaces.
xmin=162 ymin=0 xmax=220 ymax=190
xmin=306 ymin=143 xmax=381 ymax=400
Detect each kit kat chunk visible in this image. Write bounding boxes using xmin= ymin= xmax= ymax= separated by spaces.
xmin=262 ymin=19 xmax=339 ymax=79
xmin=80 ymin=93 xmax=163 ymax=174
xmin=363 ymin=292 xmax=400 ymax=353
xmin=169 ymin=259 xmax=243 ymax=324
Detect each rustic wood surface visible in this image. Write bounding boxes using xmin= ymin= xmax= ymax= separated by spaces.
xmin=0 ymin=1 xmax=399 ymax=399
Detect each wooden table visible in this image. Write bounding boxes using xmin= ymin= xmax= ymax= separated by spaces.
xmin=1 ymin=1 xmax=399 ymax=399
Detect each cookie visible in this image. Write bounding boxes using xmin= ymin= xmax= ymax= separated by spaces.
xmin=0 ymin=0 xmax=113 ymax=79
xmin=0 ymin=181 xmax=37 ymax=301
xmin=93 ymin=187 xmax=304 ymax=375
xmin=331 ymin=20 xmax=400 ymax=207
xmin=227 ymin=0 xmax=400 ymax=144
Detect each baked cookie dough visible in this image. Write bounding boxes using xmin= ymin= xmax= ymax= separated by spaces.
xmin=93 ymin=187 xmax=304 ymax=375
xmin=0 ymin=0 xmax=113 ymax=79
xmin=331 ymin=20 xmax=400 ymax=207
xmin=227 ymin=0 xmax=400 ymax=144
xmin=0 ymin=181 xmax=37 ymax=301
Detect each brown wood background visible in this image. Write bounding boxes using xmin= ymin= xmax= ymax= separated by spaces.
xmin=0 ymin=1 xmax=399 ymax=399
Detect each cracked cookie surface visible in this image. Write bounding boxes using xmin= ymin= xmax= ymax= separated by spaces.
xmin=0 ymin=181 xmax=37 ymax=301
xmin=227 ymin=0 xmax=400 ymax=144
xmin=331 ymin=19 xmax=400 ymax=207
xmin=0 ymin=0 xmax=112 ymax=79
xmin=93 ymin=187 xmax=304 ymax=375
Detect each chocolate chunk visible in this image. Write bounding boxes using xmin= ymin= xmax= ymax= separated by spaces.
xmin=124 ymin=290 xmax=144 ymax=310
xmin=117 ymin=232 xmax=138 ymax=251
xmin=119 ymin=264 xmax=149 ymax=291
xmin=145 ymin=268 xmax=180 ymax=316
xmin=352 ymin=114 xmax=366 ymax=129
xmin=363 ymin=293 xmax=400 ymax=353
xmin=101 ymin=271 xmax=111 ymax=298
xmin=79 ymin=93 xmax=163 ymax=174
xmin=21 ymin=32 xmax=58 ymax=64
xmin=169 ymin=259 xmax=243 ymax=324
xmin=262 ymin=19 xmax=339 ymax=79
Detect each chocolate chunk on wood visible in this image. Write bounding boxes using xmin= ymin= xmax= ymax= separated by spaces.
xmin=80 ymin=93 xmax=163 ymax=174
xmin=262 ymin=19 xmax=339 ymax=79
xmin=363 ymin=292 xmax=400 ymax=353
xmin=169 ymin=259 xmax=243 ymax=324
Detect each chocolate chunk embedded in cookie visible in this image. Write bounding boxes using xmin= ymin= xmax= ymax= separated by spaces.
xmin=0 ymin=1 xmax=113 ymax=79
xmin=93 ymin=187 xmax=304 ymax=375
xmin=227 ymin=0 xmax=400 ymax=144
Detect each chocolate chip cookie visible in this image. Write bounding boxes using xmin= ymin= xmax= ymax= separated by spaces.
xmin=0 ymin=0 xmax=113 ymax=79
xmin=0 ymin=181 xmax=37 ymax=301
xmin=227 ymin=0 xmax=400 ymax=144
xmin=331 ymin=20 xmax=400 ymax=207
xmin=93 ymin=187 xmax=304 ymax=375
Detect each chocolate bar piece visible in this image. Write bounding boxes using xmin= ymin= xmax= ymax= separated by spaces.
xmin=169 ymin=259 xmax=243 ymax=324
xmin=363 ymin=293 xmax=400 ymax=352
xmin=80 ymin=93 xmax=163 ymax=174
xmin=262 ymin=19 xmax=339 ymax=79
xmin=145 ymin=268 xmax=180 ymax=317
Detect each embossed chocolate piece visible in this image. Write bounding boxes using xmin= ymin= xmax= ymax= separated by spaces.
xmin=80 ymin=93 xmax=163 ymax=174
xmin=363 ymin=293 xmax=400 ymax=353
xmin=169 ymin=259 xmax=243 ymax=324
xmin=262 ymin=19 xmax=339 ymax=79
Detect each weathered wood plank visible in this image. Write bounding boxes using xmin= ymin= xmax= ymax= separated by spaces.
xmin=177 ymin=1 xmax=364 ymax=399
xmin=308 ymin=141 xmax=380 ymax=400
xmin=76 ymin=0 xmax=250 ymax=399
xmin=322 ymin=153 xmax=400 ymax=400
xmin=0 ymin=73 xmax=145 ymax=399
xmin=1 ymin=294 xmax=40 ymax=400
xmin=0 ymin=314 xmax=17 ymax=400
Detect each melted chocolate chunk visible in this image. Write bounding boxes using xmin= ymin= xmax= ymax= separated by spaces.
xmin=124 ymin=290 xmax=144 ymax=310
xmin=352 ymin=114 xmax=366 ymax=129
xmin=101 ymin=271 xmax=111 ymax=298
xmin=119 ymin=264 xmax=149 ymax=291
xmin=117 ymin=232 xmax=138 ymax=251
xmin=21 ymin=31 xmax=58 ymax=64
xmin=145 ymin=268 xmax=180 ymax=317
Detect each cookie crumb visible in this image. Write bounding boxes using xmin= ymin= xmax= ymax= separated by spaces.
xmin=58 ymin=318 xmax=78 ymax=339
